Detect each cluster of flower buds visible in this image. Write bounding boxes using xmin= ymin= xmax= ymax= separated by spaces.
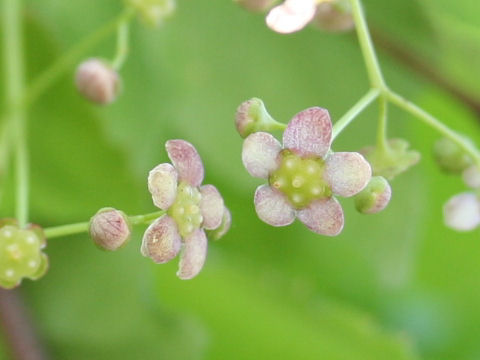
xmin=141 ymin=140 xmax=231 ymax=279
xmin=236 ymin=0 xmax=353 ymax=34
xmin=0 ymin=220 xmax=48 ymax=289
xmin=75 ymin=58 xmax=120 ymax=105
xmin=236 ymin=98 xmax=392 ymax=236
xmin=433 ymin=137 xmax=480 ymax=231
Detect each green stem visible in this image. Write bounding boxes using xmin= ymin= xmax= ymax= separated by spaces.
xmin=387 ymin=90 xmax=480 ymax=166
xmin=331 ymin=88 xmax=380 ymax=140
xmin=44 ymin=210 xmax=165 ymax=239
xmin=2 ymin=0 xmax=29 ymax=226
xmin=376 ymin=95 xmax=388 ymax=151
xmin=111 ymin=21 xmax=130 ymax=70
xmin=349 ymin=0 xmax=386 ymax=89
xmin=22 ymin=6 xmax=135 ymax=109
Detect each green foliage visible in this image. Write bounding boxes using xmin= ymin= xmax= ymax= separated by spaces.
xmin=1 ymin=0 xmax=480 ymax=359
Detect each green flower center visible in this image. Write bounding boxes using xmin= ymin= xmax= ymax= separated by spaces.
xmin=167 ymin=182 xmax=203 ymax=237
xmin=0 ymin=225 xmax=48 ymax=289
xmin=268 ymin=150 xmax=331 ymax=209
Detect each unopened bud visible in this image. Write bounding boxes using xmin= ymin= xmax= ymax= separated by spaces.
xmin=354 ymin=176 xmax=392 ymax=214
xmin=443 ymin=193 xmax=480 ymax=231
xmin=75 ymin=58 xmax=120 ymax=105
xmin=235 ymin=98 xmax=283 ymax=138
xmin=433 ymin=137 xmax=473 ymax=174
xmin=235 ymin=0 xmax=277 ymax=12
xmin=128 ymin=0 xmax=176 ymax=27
xmin=89 ymin=208 xmax=131 ymax=251
xmin=463 ymin=165 xmax=480 ymax=188
xmin=207 ymin=207 xmax=232 ymax=240
xmin=311 ymin=0 xmax=354 ymax=32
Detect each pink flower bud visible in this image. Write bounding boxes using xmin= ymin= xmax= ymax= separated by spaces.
xmin=75 ymin=59 xmax=120 ymax=105
xmin=89 ymin=208 xmax=131 ymax=251
xmin=354 ymin=176 xmax=392 ymax=214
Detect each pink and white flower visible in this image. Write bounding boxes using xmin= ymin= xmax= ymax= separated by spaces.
xmin=266 ymin=0 xmax=318 ymax=34
xmin=242 ymin=107 xmax=371 ymax=235
xmin=141 ymin=140 xmax=230 ymax=279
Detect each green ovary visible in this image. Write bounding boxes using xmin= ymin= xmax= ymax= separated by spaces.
xmin=269 ymin=150 xmax=332 ymax=209
xmin=167 ymin=182 xmax=203 ymax=238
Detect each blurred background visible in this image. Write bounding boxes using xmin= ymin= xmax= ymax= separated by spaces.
xmin=1 ymin=0 xmax=480 ymax=358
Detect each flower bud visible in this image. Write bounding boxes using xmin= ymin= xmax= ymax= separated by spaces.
xmin=206 ymin=207 xmax=232 ymax=240
xmin=443 ymin=193 xmax=480 ymax=231
xmin=235 ymin=98 xmax=283 ymax=138
xmin=89 ymin=208 xmax=131 ymax=251
xmin=0 ymin=221 xmax=49 ymax=289
xmin=354 ymin=176 xmax=391 ymax=214
xmin=75 ymin=58 xmax=120 ymax=105
xmin=433 ymin=137 xmax=473 ymax=174
xmin=463 ymin=165 xmax=480 ymax=188
xmin=235 ymin=0 xmax=277 ymax=12
xmin=361 ymin=139 xmax=420 ymax=180
xmin=311 ymin=0 xmax=354 ymax=32
xmin=128 ymin=0 xmax=176 ymax=27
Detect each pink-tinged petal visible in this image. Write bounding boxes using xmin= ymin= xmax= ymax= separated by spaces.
xmin=177 ymin=229 xmax=208 ymax=280
xmin=297 ymin=197 xmax=344 ymax=236
xmin=141 ymin=216 xmax=181 ymax=263
xmin=199 ymin=185 xmax=225 ymax=230
xmin=242 ymin=132 xmax=282 ymax=178
xmin=324 ymin=152 xmax=372 ymax=197
xmin=166 ymin=140 xmax=204 ymax=187
xmin=266 ymin=0 xmax=317 ymax=34
xmin=254 ymin=185 xmax=295 ymax=226
xmin=443 ymin=192 xmax=480 ymax=231
xmin=283 ymin=107 xmax=332 ymax=157
xmin=148 ymin=163 xmax=178 ymax=210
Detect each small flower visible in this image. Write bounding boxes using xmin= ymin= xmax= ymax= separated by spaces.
xmin=235 ymin=98 xmax=285 ymax=138
xmin=266 ymin=0 xmax=318 ymax=34
xmin=354 ymin=176 xmax=391 ymax=214
xmin=89 ymin=208 xmax=131 ymax=251
xmin=463 ymin=165 xmax=480 ymax=189
xmin=141 ymin=140 xmax=230 ymax=279
xmin=361 ymin=138 xmax=420 ymax=180
xmin=75 ymin=58 xmax=120 ymax=105
xmin=311 ymin=0 xmax=354 ymax=32
xmin=443 ymin=192 xmax=480 ymax=231
xmin=242 ymin=107 xmax=371 ymax=235
xmin=0 ymin=220 xmax=48 ymax=289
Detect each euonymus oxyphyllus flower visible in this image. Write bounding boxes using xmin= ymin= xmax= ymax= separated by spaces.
xmin=75 ymin=58 xmax=120 ymax=105
xmin=354 ymin=176 xmax=391 ymax=214
xmin=0 ymin=220 xmax=48 ymax=289
xmin=265 ymin=0 xmax=353 ymax=34
xmin=141 ymin=140 xmax=230 ymax=279
xmin=242 ymin=107 xmax=371 ymax=235
xmin=433 ymin=137 xmax=473 ymax=174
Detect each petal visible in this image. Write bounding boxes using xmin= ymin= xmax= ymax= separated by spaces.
xmin=148 ymin=163 xmax=178 ymax=210
xmin=254 ymin=184 xmax=295 ymax=226
xmin=242 ymin=132 xmax=282 ymax=179
xmin=177 ymin=229 xmax=208 ymax=280
xmin=297 ymin=197 xmax=344 ymax=236
xmin=200 ymin=185 xmax=225 ymax=230
xmin=282 ymin=107 xmax=332 ymax=158
xmin=207 ymin=207 xmax=232 ymax=241
xmin=266 ymin=0 xmax=317 ymax=34
xmin=141 ymin=215 xmax=181 ymax=263
xmin=324 ymin=152 xmax=372 ymax=197
xmin=443 ymin=192 xmax=480 ymax=231
xmin=166 ymin=140 xmax=204 ymax=187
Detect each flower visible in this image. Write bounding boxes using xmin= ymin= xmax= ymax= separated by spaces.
xmin=89 ymin=208 xmax=131 ymax=251
xmin=444 ymin=193 xmax=480 ymax=231
xmin=241 ymin=107 xmax=371 ymax=235
xmin=141 ymin=140 xmax=230 ymax=279
xmin=265 ymin=0 xmax=353 ymax=34
xmin=354 ymin=176 xmax=391 ymax=214
xmin=0 ymin=219 xmax=49 ymax=289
